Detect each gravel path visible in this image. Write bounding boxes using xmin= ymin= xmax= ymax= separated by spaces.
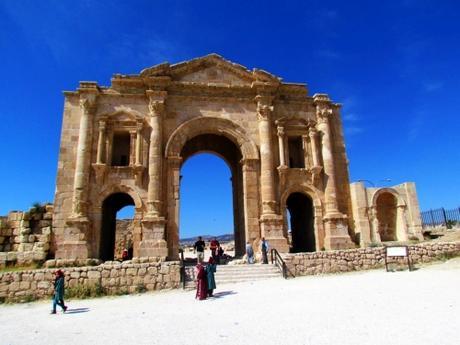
xmin=1 ymin=259 xmax=460 ymax=345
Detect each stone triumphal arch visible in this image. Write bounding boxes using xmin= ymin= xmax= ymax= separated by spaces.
xmin=52 ymin=54 xmax=424 ymax=260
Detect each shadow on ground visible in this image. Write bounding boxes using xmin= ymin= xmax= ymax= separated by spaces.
xmin=212 ymin=291 xmax=237 ymax=299
xmin=65 ymin=308 xmax=90 ymax=314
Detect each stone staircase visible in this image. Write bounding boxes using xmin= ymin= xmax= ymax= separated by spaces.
xmin=183 ymin=263 xmax=281 ymax=289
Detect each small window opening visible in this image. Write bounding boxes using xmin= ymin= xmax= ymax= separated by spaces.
xmin=111 ymin=132 xmax=131 ymax=166
xmin=288 ymin=136 xmax=304 ymax=168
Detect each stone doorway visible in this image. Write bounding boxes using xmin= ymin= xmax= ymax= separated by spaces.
xmin=286 ymin=192 xmax=315 ymax=252
xmin=179 ymin=134 xmax=246 ymax=256
xmin=376 ymin=192 xmax=397 ymax=241
xmin=100 ymin=193 xmax=135 ymax=261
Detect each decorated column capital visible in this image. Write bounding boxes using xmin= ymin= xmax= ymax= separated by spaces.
xmin=316 ymin=107 xmax=334 ymax=125
xmin=308 ymin=126 xmax=318 ymax=138
xmin=277 ymin=126 xmax=285 ymax=137
xmin=98 ymin=119 xmax=106 ymax=131
xmin=147 ymin=90 xmax=167 ymax=116
xmin=255 ymin=94 xmax=274 ymax=121
xmin=79 ymin=94 xmax=98 ymax=115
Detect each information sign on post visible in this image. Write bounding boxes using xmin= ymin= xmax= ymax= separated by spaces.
xmin=385 ymin=246 xmax=412 ymax=272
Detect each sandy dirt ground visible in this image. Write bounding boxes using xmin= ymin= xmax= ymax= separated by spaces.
xmin=1 ymin=258 xmax=460 ymax=345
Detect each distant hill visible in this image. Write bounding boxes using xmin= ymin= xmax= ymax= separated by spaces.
xmin=180 ymin=234 xmax=234 ymax=246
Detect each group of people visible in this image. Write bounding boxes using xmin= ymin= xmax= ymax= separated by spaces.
xmin=50 ymin=236 xmax=271 ymax=309
xmin=245 ymin=237 xmax=270 ymax=264
xmin=195 ymin=257 xmax=217 ymax=300
xmin=193 ymin=236 xmax=225 ymax=264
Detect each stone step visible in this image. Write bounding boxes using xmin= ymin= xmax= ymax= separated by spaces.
xmin=183 ymin=263 xmax=282 ymax=288
xmin=216 ymin=275 xmax=281 ymax=284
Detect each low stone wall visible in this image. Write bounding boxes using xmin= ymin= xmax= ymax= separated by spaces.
xmin=284 ymin=242 xmax=460 ymax=276
xmin=0 ymin=259 xmax=180 ymax=303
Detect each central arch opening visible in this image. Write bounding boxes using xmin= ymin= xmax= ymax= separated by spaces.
xmin=179 ymin=134 xmax=245 ymax=256
xmin=376 ymin=192 xmax=398 ymax=241
xmin=286 ymin=192 xmax=315 ymax=253
xmin=100 ymin=192 xmax=135 ymax=261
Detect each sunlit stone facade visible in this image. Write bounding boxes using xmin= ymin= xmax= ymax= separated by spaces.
xmin=52 ymin=54 xmax=423 ymax=260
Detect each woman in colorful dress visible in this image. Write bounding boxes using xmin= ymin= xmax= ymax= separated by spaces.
xmin=195 ymin=262 xmax=207 ymax=300
xmin=205 ymin=257 xmax=217 ymax=297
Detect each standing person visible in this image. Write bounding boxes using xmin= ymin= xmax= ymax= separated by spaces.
xmin=194 ymin=236 xmax=206 ymax=263
xmin=261 ymin=237 xmax=269 ymax=264
xmin=195 ymin=262 xmax=207 ymax=300
xmin=51 ymin=270 xmax=67 ymax=314
xmin=245 ymin=241 xmax=254 ymax=264
xmin=122 ymin=248 xmax=129 ymax=261
xmin=217 ymin=245 xmax=224 ymax=264
xmin=205 ymin=257 xmax=217 ymax=297
xmin=210 ymin=237 xmax=220 ymax=260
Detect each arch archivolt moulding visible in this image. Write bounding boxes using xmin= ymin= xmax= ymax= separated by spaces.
xmin=280 ymin=184 xmax=324 ymax=210
xmin=164 ymin=117 xmax=259 ymax=160
xmin=370 ymin=188 xmax=406 ymax=208
xmin=95 ymin=183 xmax=144 ymax=212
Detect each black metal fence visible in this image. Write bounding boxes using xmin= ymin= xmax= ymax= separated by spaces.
xmin=421 ymin=207 xmax=460 ymax=228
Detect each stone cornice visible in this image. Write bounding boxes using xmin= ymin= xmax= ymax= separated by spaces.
xmin=66 ymin=56 xmax=315 ymax=104
xmin=312 ymin=93 xmax=331 ymax=106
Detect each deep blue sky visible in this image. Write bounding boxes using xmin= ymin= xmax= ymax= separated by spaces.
xmin=1 ymin=1 xmax=459 ymax=238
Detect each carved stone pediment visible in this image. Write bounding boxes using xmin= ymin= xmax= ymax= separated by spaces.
xmin=176 ymin=65 xmax=251 ymax=86
xmin=140 ymin=53 xmax=281 ymax=86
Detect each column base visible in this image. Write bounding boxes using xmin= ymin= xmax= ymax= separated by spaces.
xmin=55 ymin=241 xmax=89 ymax=260
xmin=57 ymin=217 xmax=91 ymax=259
xmin=140 ymin=217 xmax=168 ymax=258
xmin=259 ymin=214 xmax=289 ymax=253
xmin=323 ymin=213 xmax=355 ymax=250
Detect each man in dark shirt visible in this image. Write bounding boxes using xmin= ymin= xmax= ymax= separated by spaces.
xmin=194 ymin=236 xmax=206 ymax=263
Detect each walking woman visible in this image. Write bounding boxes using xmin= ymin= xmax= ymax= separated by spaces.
xmin=206 ymin=257 xmax=217 ymax=297
xmin=51 ymin=270 xmax=67 ymax=314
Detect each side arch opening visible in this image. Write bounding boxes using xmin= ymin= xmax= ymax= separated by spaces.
xmin=286 ymin=192 xmax=315 ymax=253
xmin=100 ymin=192 xmax=135 ymax=261
xmin=376 ymin=192 xmax=398 ymax=241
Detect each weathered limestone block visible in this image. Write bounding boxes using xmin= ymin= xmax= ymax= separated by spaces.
xmin=19 ymin=281 xmax=30 ymax=290
xmin=9 ymin=282 xmax=20 ymax=292
xmin=7 ymin=252 xmax=17 ymax=261
xmin=126 ymin=268 xmax=138 ymax=276
xmin=147 ymin=266 xmax=158 ymax=275
xmin=33 ymin=251 xmax=47 ymax=261
xmin=42 ymin=227 xmax=52 ymax=235
xmin=87 ymin=271 xmax=101 ymax=279
xmin=159 ymin=265 xmax=169 ymax=274
xmin=70 ymin=271 xmax=80 ymax=279
xmin=0 ymin=283 xmax=9 ymax=293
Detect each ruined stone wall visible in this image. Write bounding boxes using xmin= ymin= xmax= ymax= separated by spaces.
xmin=0 ymin=259 xmax=180 ymax=303
xmin=0 ymin=206 xmax=53 ymax=267
xmin=284 ymin=241 xmax=460 ymax=276
xmin=114 ymin=219 xmax=133 ymax=259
